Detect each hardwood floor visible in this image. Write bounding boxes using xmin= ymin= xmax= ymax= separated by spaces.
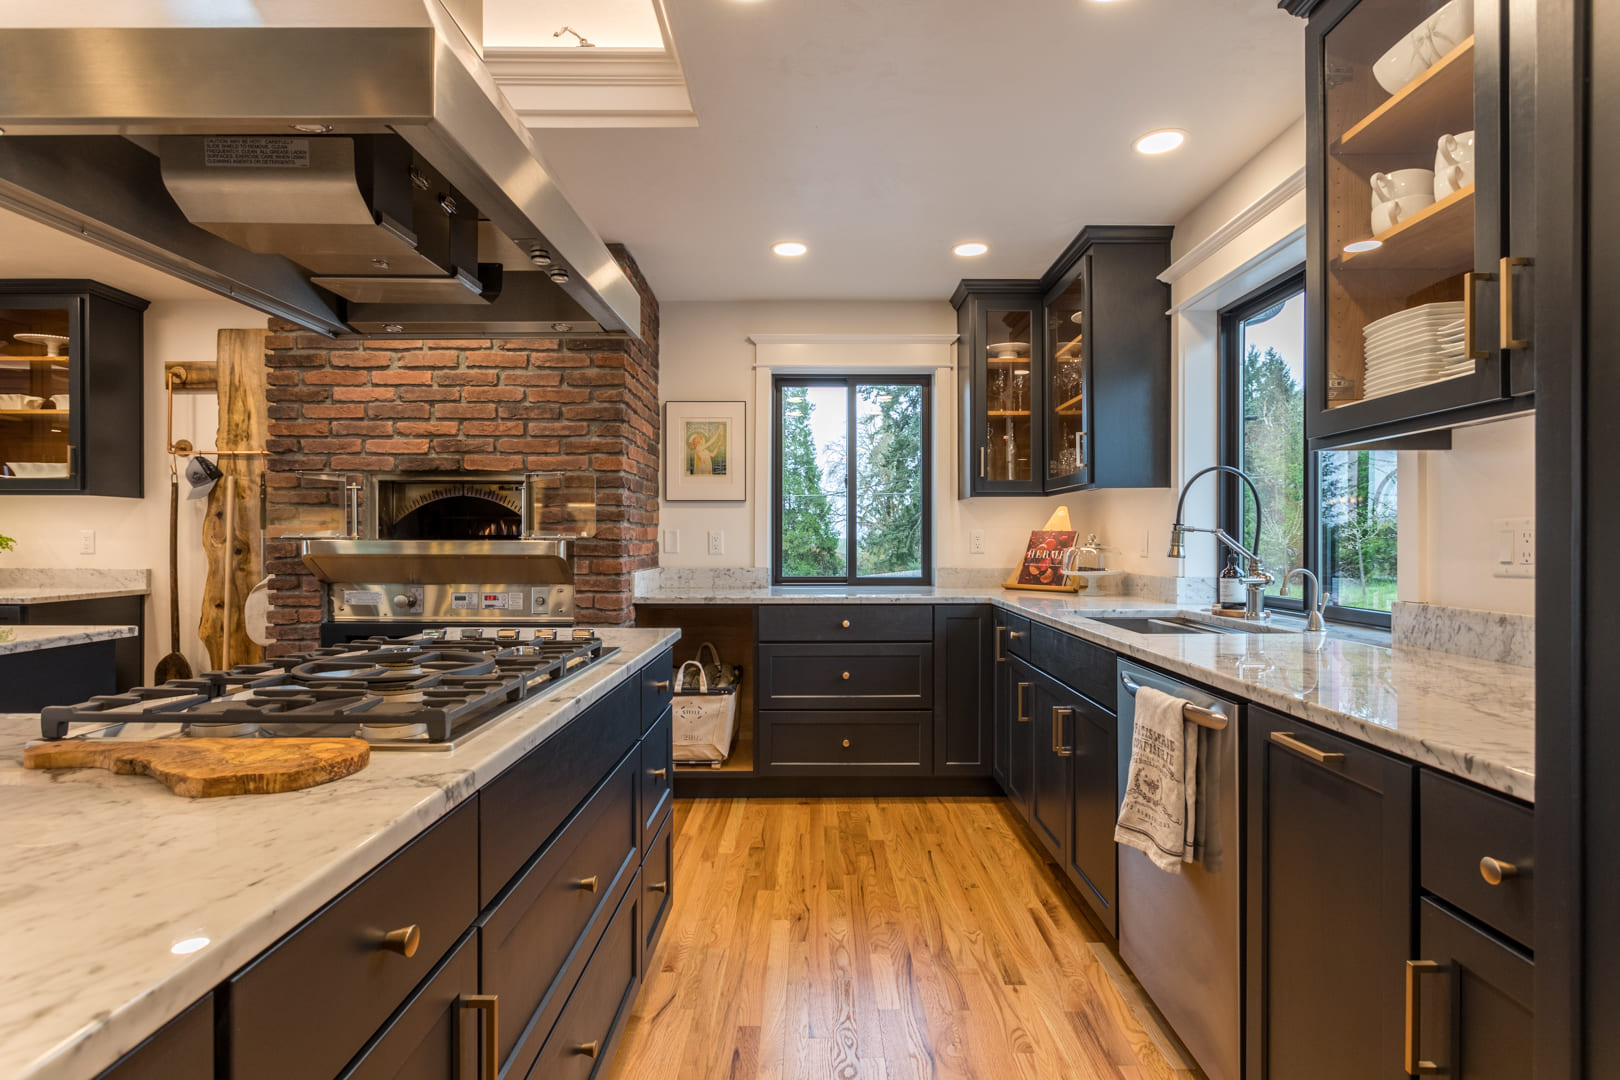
xmin=606 ymin=797 xmax=1203 ymax=1080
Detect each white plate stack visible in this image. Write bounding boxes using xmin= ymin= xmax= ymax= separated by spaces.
xmin=1361 ymin=302 xmax=1473 ymax=400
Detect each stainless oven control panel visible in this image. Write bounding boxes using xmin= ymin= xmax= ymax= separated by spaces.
xmin=328 ymin=583 xmax=575 ymax=623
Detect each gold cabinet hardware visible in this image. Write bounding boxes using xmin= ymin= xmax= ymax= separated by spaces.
xmin=1500 ymin=256 xmax=1533 ymax=349
xmin=1480 ymin=856 xmax=1521 ymax=885
xmin=1269 ymin=731 xmax=1345 ymax=765
xmin=979 ymin=445 xmax=987 ymax=479
xmin=650 ymin=880 xmax=669 ymax=893
xmin=841 ymin=619 xmax=851 ymax=628
xmin=842 ymin=738 xmax=852 ymax=749
xmin=462 ymin=994 xmax=499 ymax=1080
xmin=651 ymin=767 xmax=668 ymax=780
xmin=575 ymin=1041 xmax=601 ymax=1059
xmin=1016 ymin=682 xmax=1030 ymax=723
xmin=653 ymin=680 xmax=671 ymax=693
xmin=1463 ymin=270 xmax=1496 ymax=361
xmin=576 ymin=875 xmax=599 ymax=893
xmin=1404 ymin=960 xmax=1443 ymax=1074
xmin=841 ymin=671 xmax=850 ymax=680
xmin=379 ymin=924 xmax=420 ymax=958
xmin=1008 ymin=630 xmax=1023 ymax=642
xmin=1052 ymin=707 xmax=1074 ymax=757
xmin=995 ymin=625 xmax=1007 ymax=662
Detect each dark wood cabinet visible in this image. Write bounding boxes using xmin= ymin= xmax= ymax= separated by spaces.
xmin=1419 ymin=770 xmax=1534 ymax=947
xmin=953 ymin=282 xmax=1045 ymax=497
xmin=1003 ymin=656 xmax=1036 ymax=823
xmin=757 ymin=641 xmax=933 ymax=711
xmin=0 ymin=281 xmax=147 ymax=497
xmin=0 ymin=594 xmax=145 ymax=692
xmin=1410 ymin=898 xmax=1534 ymax=1079
xmin=97 ymin=995 xmax=212 ymax=1080
xmin=1245 ymin=705 xmax=1415 ymax=1080
xmin=932 ymin=604 xmax=993 ymax=775
xmin=337 ymin=931 xmax=479 ymax=1080
xmin=1302 ymin=0 xmax=1534 ymax=448
xmin=1064 ymin=687 xmax=1117 ymax=936
xmin=1026 ymin=670 xmax=1072 ymax=864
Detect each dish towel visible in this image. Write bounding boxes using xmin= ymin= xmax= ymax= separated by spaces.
xmin=1115 ymin=686 xmax=1199 ymax=874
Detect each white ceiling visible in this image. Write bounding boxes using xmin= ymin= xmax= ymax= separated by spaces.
xmin=0 ymin=210 xmax=226 ymax=303
xmin=528 ymin=0 xmax=1306 ymax=301
xmin=483 ymin=0 xmax=666 ymax=48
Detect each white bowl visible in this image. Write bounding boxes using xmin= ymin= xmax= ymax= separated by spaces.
xmin=0 ymin=394 xmax=42 ymax=410
xmin=4 ymin=461 xmax=70 ymax=478
xmin=1373 ymin=29 xmax=1437 ymax=96
xmin=1426 ymin=0 xmax=1475 ymax=56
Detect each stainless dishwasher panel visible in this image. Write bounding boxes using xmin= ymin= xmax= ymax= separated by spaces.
xmin=1116 ymin=657 xmax=1242 ymax=1080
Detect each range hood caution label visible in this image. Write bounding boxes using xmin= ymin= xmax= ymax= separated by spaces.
xmin=203 ymin=137 xmax=310 ymax=168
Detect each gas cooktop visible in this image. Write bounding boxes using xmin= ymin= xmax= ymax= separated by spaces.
xmin=35 ymin=628 xmax=618 ymax=752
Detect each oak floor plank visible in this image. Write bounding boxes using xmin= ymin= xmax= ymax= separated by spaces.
xmin=605 ymin=797 xmax=1204 ymax=1080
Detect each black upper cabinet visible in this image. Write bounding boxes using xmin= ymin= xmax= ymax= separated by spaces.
xmin=953 ymin=227 xmax=1171 ymax=496
xmin=0 ymin=281 xmax=147 ymax=497
xmin=1304 ymin=0 xmax=1534 ymax=449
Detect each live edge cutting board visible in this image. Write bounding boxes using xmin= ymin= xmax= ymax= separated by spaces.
xmin=22 ymin=738 xmax=371 ymax=798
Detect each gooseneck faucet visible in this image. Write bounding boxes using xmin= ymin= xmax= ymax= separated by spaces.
xmin=1284 ymin=568 xmax=1326 ymax=631
xmin=1166 ymin=465 xmax=1274 ymax=620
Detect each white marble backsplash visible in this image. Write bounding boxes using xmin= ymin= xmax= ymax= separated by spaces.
xmin=1122 ymin=573 xmax=1218 ymax=606
xmin=1392 ymin=602 xmax=1534 ymax=667
xmin=639 ymin=565 xmax=1131 ymax=593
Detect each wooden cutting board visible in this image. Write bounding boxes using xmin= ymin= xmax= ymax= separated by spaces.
xmin=22 ymin=738 xmax=371 ymax=798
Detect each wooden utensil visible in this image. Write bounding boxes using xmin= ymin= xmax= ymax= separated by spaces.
xmin=153 ymin=471 xmax=193 ymax=683
xmin=23 ymin=737 xmax=370 ymax=798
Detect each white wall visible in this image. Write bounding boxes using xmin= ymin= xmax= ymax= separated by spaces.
xmin=2 ymin=299 xmax=267 ymax=674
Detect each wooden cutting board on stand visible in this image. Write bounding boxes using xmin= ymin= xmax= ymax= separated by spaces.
xmin=23 ymin=738 xmax=370 ymax=798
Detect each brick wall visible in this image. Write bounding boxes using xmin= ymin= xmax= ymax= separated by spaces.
xmin=264 ymin=246 xmax=659 ymax=655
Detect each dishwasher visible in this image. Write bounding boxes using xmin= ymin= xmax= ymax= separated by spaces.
xmin=1116 ymin=658 xmax=1242 ymax=1080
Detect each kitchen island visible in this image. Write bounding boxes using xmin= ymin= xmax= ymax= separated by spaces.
xmin=0 ymin=570 xmax=151 ymax=691
xmin=0 ymin=626 xmax=679 ymax=1080
xmin=0 ymin=624 xmax=138 ymax=711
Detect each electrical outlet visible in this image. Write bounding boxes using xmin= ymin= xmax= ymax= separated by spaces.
xmin=707 ymin=530 xmax=724 ymax=556
xmin=1493 ymin=517 xmax=1534 ymax=578
xmin=663 ymin=529 xmax=680 ymax=554
xmin=969 ymin=530 xmax=986 ymax=555
xmin=78 ymin=529 xmax=95 ymax=555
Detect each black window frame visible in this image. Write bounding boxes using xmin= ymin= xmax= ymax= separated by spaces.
xmin=771 ymin=374 xmax=934 ymax=586
xmin=1218 ymin=268 xmax=1395 ymax=631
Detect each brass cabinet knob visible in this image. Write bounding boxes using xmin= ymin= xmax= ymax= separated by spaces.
xmin=841 ymin=671 xmax=850 ymax=680
xmin=651 ymin=767 xmax=668 ymax=780
xmin=842 ymin=739 xmax=851 ymax=749
xmin=841 ymin=619 xmax=851 ymax=628
xmin=575 ymin=1041 xmax=601 ymax=1059
xmin=1480 ymin=857 xmax=1520 ymax=885
xmin=650 ymin=880 xmax=669 ymax=893
xmin=576 ymin=875 xmax=599 ymax=893
xmin=380 ymin=924 xmax=421 ymax=958
xmin=654 ymin=680 xmax=671 ymax=692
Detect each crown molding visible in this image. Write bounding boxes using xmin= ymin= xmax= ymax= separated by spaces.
xmin=1158 ymin=166 xmax=1306 ymax=286
xmin=746 ymin=333 xmax=959 ymax=346
xmin=486 ymin=46 xmax=696 ymax=128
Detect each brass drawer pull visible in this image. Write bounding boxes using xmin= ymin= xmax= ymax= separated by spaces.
xmin=1016 ymin=682 xmax=1030 ymax=723
xmin=842 ymin=739 xmax=851 ymax=749
xmin=576 ymin=1041 xmax=601 ymax=1059
xmin=979 ymin=445 xmax=987 ymax=479
xmin=841 ymin=619 xmax=851 ymax=628
xmin=1480 ymin=856 xmax=1521 ymax=885
xmin=653 ymin=680 xmax=671 ymax=693
xmin=462 ymin=995 xmax=499 ymax=1080
xmin=995 ymin=624 xmax=1007 ymax=662
xmin=1404 ymin=960 xmax=1443 ymax=1074
xmin=650 ymin=880 xmax=669 ymax=893
xmin=1052 ymin=707 xmax=1074 ymax=757
xmin=379 ymin=924 xmax=420 ymax=958
xmin=576 ymin=875 xmax=599 ymax=893
xmin=841 ymin=671 xmax=850 ymax=680
xmin=1269 ymin=731 xmax=1345 ymax=765
xmin=1500 ymin=256 xmax=1532 ymax=350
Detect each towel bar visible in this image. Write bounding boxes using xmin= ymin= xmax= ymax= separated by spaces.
xmin=1120 ymin=672 xmax=1229 ymax=731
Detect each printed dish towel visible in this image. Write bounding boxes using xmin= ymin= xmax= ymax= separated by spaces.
xmin=1115 ymin=685 xmax=1199 ymax=873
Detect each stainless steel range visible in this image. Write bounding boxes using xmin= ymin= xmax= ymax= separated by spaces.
xmin=37 ymin=627 xmax=618 ymax=752
xmin=298 ymin=471 xmax=595 ymax=645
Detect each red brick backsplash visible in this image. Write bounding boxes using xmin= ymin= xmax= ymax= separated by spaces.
xmin=264 ymin=246 xmax=660 ymax=653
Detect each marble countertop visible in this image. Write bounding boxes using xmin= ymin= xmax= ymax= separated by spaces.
xmin=0 ymin=568 xmax=152 ymax=605
xmin=0 ymin=624 xmax=138 ymax=657
xmin=635 ymin=585 xmax=1535 ymax=801
xmin=0 ymin=627 xmax=680 ymax=1080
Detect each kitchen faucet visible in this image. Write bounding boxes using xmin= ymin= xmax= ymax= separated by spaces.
xmin=1166 ymin=465 xmax=1274 ymax=620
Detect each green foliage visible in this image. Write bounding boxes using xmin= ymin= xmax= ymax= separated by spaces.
xmin=778 ymin=386 xmax=844 ymax=577
xmin=1239 ymin=345 xmax=1306 ymax=590
xmin=854 ymin=385 xmax=924 ymax=576
xmin=0 ymin=534 xmax=12 ymax=553
xmin=1320 ymin=449 xmax=1398 ymax=612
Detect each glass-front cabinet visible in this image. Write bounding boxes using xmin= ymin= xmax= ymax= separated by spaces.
xmin=955 ymin=284 xmax=1044 ymax=496
xmin=1306 ymin=0 xmax=1533 ymax=446
xmin=0 ymin=282 xmax=146 ymax=497
xmin=1045 ymin=263 xmax=1091 ymax=490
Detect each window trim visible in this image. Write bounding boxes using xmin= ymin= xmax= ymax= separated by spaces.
xmin=1218 ymin=269 xmax=1394 ymax=630
xmin=771 ymin=374 xmax=934 ymax=586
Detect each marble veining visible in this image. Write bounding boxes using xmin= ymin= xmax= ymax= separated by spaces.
xmin=1392 ymin=601 xmax=1534 ymax=667
xmin=0 ymin=624 xmax=137 ymax=656
xmin=0 ymin=568 xmax=152 ymax=605
xmin=0 ymin=628 xmax=680 ymax=1080
xmin=632 ymin=584 xmax=1533 ymax=800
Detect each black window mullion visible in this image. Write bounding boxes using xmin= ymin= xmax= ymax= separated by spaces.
xmin=845 ymin=378 xmax=858 ymax=583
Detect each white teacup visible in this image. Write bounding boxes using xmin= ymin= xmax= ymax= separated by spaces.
xmin=1372 ymin=194 xmax=1436 ymax=235
xmin=1436 ymin=130 xmax=1476 ymax=169
xmin=1371 ymin=168 xmax=1436 ymax=206
xmin=1434 ymin=161 xmax=1475 ymax=199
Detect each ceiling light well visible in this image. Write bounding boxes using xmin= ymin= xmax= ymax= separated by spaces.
xmin=772 ymin=241 xmax=807 ymax=257
xmin=1134 ymin=129 xmax=1187 ymax=155
xmin=953 ymin=242 xmax=989 ymax=257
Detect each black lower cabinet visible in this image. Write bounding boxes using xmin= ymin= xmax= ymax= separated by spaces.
xmin=1063 ymin=687 xmax=1117 ymax=936
xmin=932 ymin=605 xmax=994 ymax=775
xmin=337 ymin=931 xmax=479 ymax=1080
xmin=0 ymin=595 xmax=146 ymax=693
xmin=1245 ymin=706 xmax=1415 ymax=1080
xmin=97 ymin=995 xmax=212 ymax=1080
xmin=1410 ymin=899 xmax=1534 ymax=1079
xmin=1027 ymin=670 xmax=1072 ymax=863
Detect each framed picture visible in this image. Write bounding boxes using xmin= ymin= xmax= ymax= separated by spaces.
xmin=664 ymin=400 xmax=747 ymax=501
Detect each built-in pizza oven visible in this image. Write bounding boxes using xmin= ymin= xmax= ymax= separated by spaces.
xmin=376 ymin=477 xmax=526 ymax=540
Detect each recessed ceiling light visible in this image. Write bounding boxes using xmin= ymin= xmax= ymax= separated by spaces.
xmin=171 ymin=936 xmax=211 ymax=956
xmin=772 ymin=241 xmax=808 ymax=257
xmin=1343 ymin=239 xmax=1383 ymax=253
xmin=953 ymin=242 xmax=989 ymax=257
xmin=1134 ymin=129 xmax=1187 ymax=155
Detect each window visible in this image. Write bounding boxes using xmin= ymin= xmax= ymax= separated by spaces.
xmin=772 ymin=375 xmax=932 ymax=585
xmin=1220 ymin=272 xmax=1396 ymax=626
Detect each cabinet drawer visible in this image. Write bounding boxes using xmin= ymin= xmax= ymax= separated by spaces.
xmin=638 ymin=647 xmax=674 ymax=734
xmin=757 ymin=604 xmax=932 ymax=642
xmin=480 ymin=677 xmax=639 ymax=904
xmin=338 ymin=930 xmax=478 ymax=1080
xmin=642 ymin=809 xmax=674 ymax=961
xmin=762 ymin=711 xmax=930 ymax=769
xmin=757 ymin=642 xmax=932 ymax=710
xmin=525 ymin=871 xmax=643 ymax=1080
xmin=640 ymin=706 xmax=673 ymax=852
xmin=1032 ymin=623 xmax=1115 ymax=710
xmin=1420 ymin=771 xmax=1534 ymax=948
xmin=227 ymin=800 xmax=478 ymax=1080
xmin=98 ymin=995 xmax=212 ymax=1080
xmin=481 ymin=749 xmax=639 ymax=1080
xmin=996 ymin=611 xmax=1033 ymax=661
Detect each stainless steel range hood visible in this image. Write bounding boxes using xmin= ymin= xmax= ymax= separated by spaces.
xmin=0 ymin=1 xmax=642 ymax=339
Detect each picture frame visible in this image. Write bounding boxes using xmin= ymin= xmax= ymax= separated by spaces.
xmin=664 ymin=400 xmax=747 ymax=501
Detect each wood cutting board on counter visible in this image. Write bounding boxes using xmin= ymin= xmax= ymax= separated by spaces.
xmin=22 ymin=737 xmax=370 ymax=798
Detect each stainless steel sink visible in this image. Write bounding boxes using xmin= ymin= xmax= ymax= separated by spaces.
xmin=1088 ymin=615 xmax=1277 ymax=635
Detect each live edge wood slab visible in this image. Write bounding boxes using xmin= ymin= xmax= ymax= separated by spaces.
xmin=22 ymin=737 xmax=370 ymax=798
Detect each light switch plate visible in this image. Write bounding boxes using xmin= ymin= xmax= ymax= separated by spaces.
xmin=663 ymin=529 xmax=680 ymax=554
